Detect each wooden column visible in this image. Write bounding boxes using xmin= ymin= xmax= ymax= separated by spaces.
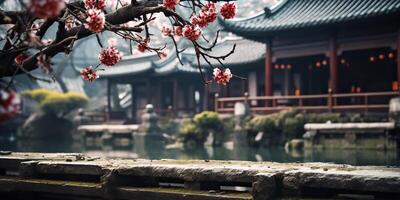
xmin=329 ymin=34 xmax=338 ymax=94
xmin=397 ymin=29 xmax=400 ymax=87
xmin=203 ymin=84 xmax=209 ymax=111
xmin=173 ymin=79 xmax=178 ymax=115
xmin=106 ymin=80 xmax=111 ymax=121
xmin=265 ymin=41 xmax=273 ymax=97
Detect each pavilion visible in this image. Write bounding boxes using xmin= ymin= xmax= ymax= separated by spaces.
xmin=216 ymin=0 xmax=400 ymax=113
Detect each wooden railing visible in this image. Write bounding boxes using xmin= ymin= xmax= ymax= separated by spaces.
xmin=215 ymin=91 xmax=399 ymax=114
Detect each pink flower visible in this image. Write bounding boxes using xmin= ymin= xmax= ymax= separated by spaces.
xmin=191 ymin=2 xmax=217 ymax=27
xmin=84 ymin=9 xmax=105 ymax=33
xmin=175 ymin=26 xmax=183 ymax=36
xmin=163 ymin=0 xmax=180 ymax=10
xmin=161 ymin=26 xmax=173 ymax=37
xmin=190 ymin=15 xmax=208 ymax=28
xmin=29 ymin=0 xmax=65 ymax=19
xmin=99 ymin=46 xmax=123 ymax=66
xmin=137 ymin=42 xmax=148 ymax=53
xmin=0 ymin=89 xmax=20 ymax=122
xmin=201 ymin=2 xmax=217 ymax=23
xmin=182 ymin=25 xmax=202 ymax=41
xmin=159 ymin=51 xmax=168 ymax=59
xmin=37 ymin=54 xmax=52 ymax=73
xmin=14 ymin=52 xmax=31 ymax=65
xmin=80 ymin=66 xmax=99 ymax=82
xmin=83 ymin=0 xmax=107 ymax=10
xmin=213 ymin=68 xmax=232 ymax=85
xmin=220 ymin=2 xmax=236 ymax=19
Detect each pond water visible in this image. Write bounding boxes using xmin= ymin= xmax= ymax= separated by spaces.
xmin=1 ymin=135 xmax=399 ymax=166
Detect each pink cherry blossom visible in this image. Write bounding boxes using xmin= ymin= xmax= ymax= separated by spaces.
xmin=99 ymin=46 xmax=123 ymax=66
xmin=163 ymin=0 xmax=180 ymax=10
xmin=220 ymin=2 xmax=236 ymax=19
xmin=83 ymin=0 xmax=107 ymax=10
xmin=0 ymin=89 xmax=20 ymax=122
xmin=175 ymin=26 xmax=183 ymax=36
xmin=182 ymin=25 xmax=202 ymax=41
xmin=29 ymin=0 xmax=65 ymax=19
xmin=80 ymin=66 xmax=99 ymax=82
xmin=161 ymin=26 xmax=173 ymax=37
xmin=14 ymin=52 xmax=31 ymax=65
xmin=191 ymin=2 xmax=217 ymax=27
xmin=213 ymin=68 xmax=232 ymax=85
xmin=37 ymin=54 xmax=52 ymax=73
xmin=137 ymin=42 xmax=148 ymax=53
xmin=84 ymin=9 xmax=106 ymax=33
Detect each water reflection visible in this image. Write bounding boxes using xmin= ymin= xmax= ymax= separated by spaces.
xmin=1 ymin=137 xmax=399 ymax=166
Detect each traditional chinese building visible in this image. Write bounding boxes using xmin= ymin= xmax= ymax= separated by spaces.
xmin=101 ymin=0 xmax=400 ymax=121
xmin=215 ymin=0 xmax=400 ymax=113
xmin=98 ymin=37 xmax=265 ymax=122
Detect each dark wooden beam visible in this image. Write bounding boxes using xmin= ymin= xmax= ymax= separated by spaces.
xmin=265 ymin=41 xmax=273 ymax=97
xmin=397 ymin=29 xmax=400 ymax=87
xmin=329 ymin=34 xmax=338 ymax=94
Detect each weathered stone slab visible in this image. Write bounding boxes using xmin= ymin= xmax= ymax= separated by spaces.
xmin=0 ymin=153 xmax=399 ymax=200
xmin=0 ymin=176 xmax=102 ymax=196
xmin=116 ymin=187 xmax=252 ymax=200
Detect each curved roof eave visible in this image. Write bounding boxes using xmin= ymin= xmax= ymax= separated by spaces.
xmin=220 ymin=0 xmax=400 ymax=38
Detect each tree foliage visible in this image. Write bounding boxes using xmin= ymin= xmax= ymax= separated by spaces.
xmin=23 ymin=89 xmax=88 ymax=117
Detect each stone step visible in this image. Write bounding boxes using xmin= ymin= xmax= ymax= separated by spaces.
xmin=0 ymin=152 xmax=399 ymax=199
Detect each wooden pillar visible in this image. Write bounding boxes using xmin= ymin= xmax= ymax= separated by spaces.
xmin=397 ymin=29 xmax=400 ymax=87
xmin=203 ymin=84 xmax=209 ymax=111
xmin=106 ymin=80 xmax=112 ymax=121
xmin=329 ymin=34 xmax=338 ymax=94
xmin=265 ymin=41 xmax=273 ymax=97
xmin=173 ymin=79 xmax=178 ymax=115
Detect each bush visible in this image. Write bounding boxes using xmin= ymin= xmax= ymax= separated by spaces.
xmin=22 ymin=88 xmax=58 ymax=102
xmin=23 ymin=89 xmax=88 ymax=117
xmin=305 ymin=113 xmax=341 ymax=123
xmin=246 ymin=115 xmax=277 ymax=133
xmin=193 ymin=111 xmax=222 ymax=131
xmin=179 ymin=118 xmax=204 ymax=143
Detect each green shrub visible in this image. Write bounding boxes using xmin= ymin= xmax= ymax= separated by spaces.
xmin=179 ymin=118 xmax=204 ymax=142
xmin=23 ymin=89 xmax=88 ymax=117
xmin=305 ymin=113 xmax=341 ymax=123
xmin=193 ymin=111 xmax=222 ymax=130
xmin=22 ymin=88 xmax=59 ymax=102
xmin=282 ymin=114 xmax=305 ymax=139
xmin=246 ymin=115 xmax=277 ymax=133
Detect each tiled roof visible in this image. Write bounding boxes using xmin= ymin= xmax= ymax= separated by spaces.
xmin=220 ymin=0 xmax=400 ymax=37
xmin=181 ymin=38 xmax=265 ymax=67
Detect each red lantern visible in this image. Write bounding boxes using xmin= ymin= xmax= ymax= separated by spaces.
xmin=287 ymin=64 xmax=292 ymax=69
xmin=316 ymin=62 xmax=321 ymax=68
xmin=369 ymin=56 xmax=375 ymax=62
xmin=378 ymin=54 xmax=385 ymax=60
xmin=388 ymin=52 xmax=395 ymax=59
